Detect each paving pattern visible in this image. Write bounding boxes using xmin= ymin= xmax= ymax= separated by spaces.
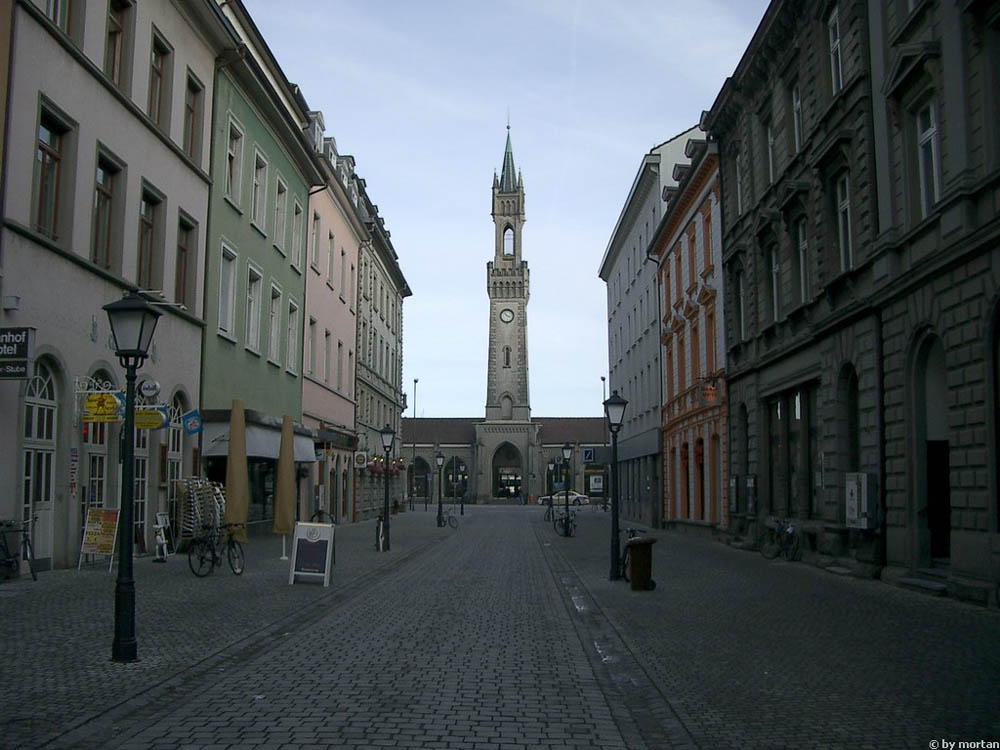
xmin=1 ymin=505 xmax=998 ymax=749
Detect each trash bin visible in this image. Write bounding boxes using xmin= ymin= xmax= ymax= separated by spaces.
xmin=626 ymin=536 xmax=657 ymax=591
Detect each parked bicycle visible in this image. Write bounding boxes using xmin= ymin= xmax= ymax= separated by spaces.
xmin=437 ymin=506 xmax=459 ymax=529
xmin=617 ymin=527 xmax=645 ymax=582
xmin=759 ymin=518 xmax=800 ymax=561
xmin=0 ymin=516 xmax=37 ymax=581
xmin=542 ymin=497 xmax=555 ymax=523
xmin=188 ymin=522 xmax=245 ymax=577
xmin=553 ymin=508 xmax=577 ymax=537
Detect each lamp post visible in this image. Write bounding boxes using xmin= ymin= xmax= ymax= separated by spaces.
xmin=459 ymin=463 xmax=465 ymax=515
xmin=547 ymin=460 xmax=554 ymax=497
xmin=410 ymin=378 xmax=417 ymax=510
xmin=561 ymin=442 xmax=572 ymax=535
xmin=435 ymin=452 xmax=444 ymax=527
xmin=103 ymin=290 xmax=161 ymax=662
xmin=380 ymin=424 xmax=394 ymax=551
xmin=604 ymin=390 xmax=628 ymax=580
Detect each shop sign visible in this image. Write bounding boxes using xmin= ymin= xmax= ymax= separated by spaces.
xmin=0 ymin=327 xmax=34 ymax=379
xmin=82 ymin=392 xmax=124 ymax=423
xmin=182 ymin=409 xmax=203 ymax=435
xmin=134 ymin=407 xmax=168 ymax=430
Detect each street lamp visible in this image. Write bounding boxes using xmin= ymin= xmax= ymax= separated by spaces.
xmin=459 ymin=463 xmax=466 ymax=515
xmin=103 ymin=290 xmax=161 ymax=663
xmin=435 ymin=452 xmax=444 ymax=527
xmin=604 ymin=390 xmax=628 ymax=580
xmin=547 ymin=460 xmax=554 ymax=495
xmin=561 ymin=442 xmax=572 ymax=536
xmin=410 ymin=378 xmax=417 ymax=510
xmin=380 ymin=424 xmax=394 ymax=551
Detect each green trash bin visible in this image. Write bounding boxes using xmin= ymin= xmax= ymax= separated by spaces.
xmin=626 ymin=536 xmax=657 ymax=591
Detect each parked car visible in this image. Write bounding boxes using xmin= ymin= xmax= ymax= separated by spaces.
xmin=537 ymin=490 xmax=589 ymax=506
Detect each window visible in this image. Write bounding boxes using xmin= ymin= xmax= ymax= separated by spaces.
xmin=768 ymin=245 xmax=781 ymax=323
xmin=268 ymin=285 xmax=281 ymax=362
xmin=340 ymin=249 xmax=346 ymax=297
xmin=291 ymin=201 xmax=303 ymax=268
xmin=246 ymin=265 xmax=262 ymax=352
xmin=691 ymin=320 xmax=700 ymax=380
xmin=791 ymin=85 xmax=803 ymax=153
xmin=46 ymin=0 xmax=72 ymax=33
xmin=251 ymin=151 xmax=267 ymax=229
xmin=310 ymin=212 xmax=321 ymax=268
xmin=735 ymin=156 xmax=744 ymax=215
xmin=167 ymin=396 xmax=184 ymax=532
xmin=92 ymin=156 xmax=119 ymax=269
xmin=218 ymin=244 xmax=237 ymax=336
xmin=324 ymin=331 xmax=332 ymax=383
xmin=22 ymin=362 xmax=57 ymax=521
xmin=286 ymin=301 xmax=299 ymax=373
xmin=503 ymin=346 xmax=511 ymax=368
xmin=795 ymin=217 xmax=809 ymax=304
xmin=273 ymin=179 xmax=287 ymax=250
xmin=828 ymin=7 xmax=843 ymax=95
xmin=175 ymin=217 xmax=195 ymax=308
xmin=137 ymin=190 xmax=161 ymax=289
xmin=183 ymin=75 xmax=203 ymax=160
xmin=916 ymin=102 xmax=941 ymax=218
xmin=105 ymin=1 xmax=130 ymax=85
xmin=734 ymin=270 xmax=746 ymax=342
xmin=307 ymin=317 xmax=317 ymax=375
xmin=34 ymin=110 xmax=68 ymax=240
xmin=705 ymin=308 xmax=716 ymax=374
xmin=836 ymin=174 xmax=852 ymax=272
xmin=225 ymin=119 xmax=243 ymax=204
xmin=765 ymin=122 xmax=775 ymax=184
xmin=133 ymin=419 xmax=148 ymax=545
xmin=503 ymin=226 xmax=514 ymax=255
xmin=327 ymin=232 xmax=334 ymax=283
xmin=148 ymin=33 xmax=171 ymax=129
xmin=336 ymin=339 xmax=344 ymax=389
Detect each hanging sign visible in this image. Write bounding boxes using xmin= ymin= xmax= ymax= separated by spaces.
xmin=134 ymin=406 xmax=168 ymax=430
xmin=182 ymin=409 xmax=203 ymax=435
xmin=82 ymin=392 xmax=124 ymax=423
xmin=288 ymin=521 xmax=335 ymax=586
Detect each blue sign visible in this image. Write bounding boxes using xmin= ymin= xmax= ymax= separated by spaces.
xmin=182 ymin=409 xmax=203 ymax=435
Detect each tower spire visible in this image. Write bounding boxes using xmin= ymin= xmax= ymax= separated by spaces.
xmin=499 ymin=123 xmax=517 ymax=193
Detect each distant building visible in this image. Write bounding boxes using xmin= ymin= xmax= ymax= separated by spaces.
xmin=402 ymin=129 xmax=606 ymax=503
xmin=599 ymin=127 xmax=700 ymax=528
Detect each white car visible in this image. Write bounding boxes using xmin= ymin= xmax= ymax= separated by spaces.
xmin=538 ymin=490 xmax=589 ymax=506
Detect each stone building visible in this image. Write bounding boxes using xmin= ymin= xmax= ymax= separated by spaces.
xmin=705 ymin=0 xmax=883 ymax=565
xmin=0 ymin=0 xmax=230 ymax=568
xmin=650 ymin=136 xmax=728 ymax=533
xmin=599 ymin=127 xmax=700 ymax=527
xmin=402 ymin=129 xmax=607 ymax=503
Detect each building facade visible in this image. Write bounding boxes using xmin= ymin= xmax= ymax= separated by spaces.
xmin=299 ymin=111 xmax=366 ymax=525
xmin=0 ymin=0 xmax=229 ymax=567
xmin=651 ymin=137 xmax=728 ymax=533
xmin=200 ymin=0 xmax=322 ymax=528
xmin=354 ymin=176 xmax=410 ymax=520
xmin=599 ymin=127 xmax=699 ymax=527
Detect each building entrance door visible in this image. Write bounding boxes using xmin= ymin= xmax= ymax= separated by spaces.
xmin=491 ymin=442 xmax=522 ymax=499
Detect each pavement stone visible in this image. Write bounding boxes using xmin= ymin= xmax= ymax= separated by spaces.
xmin=1 ymin=504 xmax=998 ymax=749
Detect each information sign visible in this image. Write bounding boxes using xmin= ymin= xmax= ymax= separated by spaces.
xmin=78 ymin=507 xmax=120 ymax=570
xmin=288 ymin=522 xmax=335 ymax=586
xmin=0 ymin=327 xmax=35 ymax=379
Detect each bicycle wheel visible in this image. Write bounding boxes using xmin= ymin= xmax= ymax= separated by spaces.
xmin=782 ymin=531 xmax=801 ymax=562
xmin=448 ymin=515 xmax=458 ymax=529
xmin=23 ymin=537 xmax=37 ymax=581
xmin=188 ymin=539 xmax=214 ymax=576
xmin=227 ymin=540 xmax=245 ymax=575
xmin=310 ymin=509 xmax=333 ymax=524
xmin=759 ymin=528 xmax=780 ymax=559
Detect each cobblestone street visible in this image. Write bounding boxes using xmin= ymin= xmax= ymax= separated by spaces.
xmin=2 ymin=506 xmax=998 ymax=749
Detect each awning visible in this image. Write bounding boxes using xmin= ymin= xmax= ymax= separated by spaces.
xmin=202 ymin=422 xmax=316 ymax=462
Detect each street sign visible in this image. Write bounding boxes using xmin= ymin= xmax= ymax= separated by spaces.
xmin=583 ymin=448 xmax=596 ymax=463
xmin=0 ymin=326 xmax=35 ymax=379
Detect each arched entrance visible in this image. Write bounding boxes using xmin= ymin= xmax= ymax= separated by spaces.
xmin=492 ymin=442 xmax=522 ymax=499
xmin=913 ymin=334 xmax=950 ymax=563
xmin=445 ymin=457 xmax=468 ymax=501
xmin=409 ymin=457 xmax=431 ymax=499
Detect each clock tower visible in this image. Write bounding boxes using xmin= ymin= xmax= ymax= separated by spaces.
xmin=485 ymin=127 xmax=530 ymax=421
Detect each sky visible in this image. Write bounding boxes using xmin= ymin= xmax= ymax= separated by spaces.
xmin=242 ymin=0 xmax=770 ymax=418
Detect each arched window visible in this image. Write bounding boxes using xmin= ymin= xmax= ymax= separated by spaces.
xmin=167 ymin=393 xmax=186 ymax=532
xmin=503 ymin=346 xmax=511 ymax=368
xmin=503 ymin=226 xmax=514 ymax=256
xmin=22 ymin=360 xmax=58 ymax=521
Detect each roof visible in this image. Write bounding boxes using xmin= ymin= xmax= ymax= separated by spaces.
xmin=499 ymin=128 xmax=518 ymax=193
xmin=402 ymin=417 xmax=608 ymax=446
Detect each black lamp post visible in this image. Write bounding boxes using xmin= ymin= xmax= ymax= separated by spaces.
xmin=562 ymin=442 xmax=572 ymax=535
xmin=104 ymin=290 xmax=161 ymax=663
xmin=380 ymin=424 xmax=394 ymax=551
xmin=604 ymin=390 xmax=628 ymax=580
xmin=547 ymin=460 xmax=554 ymax=497
xmin=459 ymin=463 xmax=465 ymax=515
xmin=435 ymin=452 xmax=444 ymax=527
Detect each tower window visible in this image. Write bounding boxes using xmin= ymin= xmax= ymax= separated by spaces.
xmin=503 ymin=226 xmax=514 ymax=256
xmin=503 ymin=346 xmax=511 ymax=368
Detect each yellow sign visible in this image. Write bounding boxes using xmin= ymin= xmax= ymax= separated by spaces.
xmin=81 ymin=508 xmax=119 ymax=556
xmin=83 ymin=392 xmax=122 ymax=416
xmin=82 ymin=412 xmax=121 ymax=424
xmin=134 ymin=408 xmax=167 ymax=430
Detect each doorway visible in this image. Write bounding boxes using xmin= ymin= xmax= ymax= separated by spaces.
xmin=492 ymin=442 xmax=522 ymax=499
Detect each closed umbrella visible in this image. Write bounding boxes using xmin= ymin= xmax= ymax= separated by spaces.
xmin=223 ymin=398 xmax=249 ymax=543
xmin=273 ymin=415 xmax=295 ymax=552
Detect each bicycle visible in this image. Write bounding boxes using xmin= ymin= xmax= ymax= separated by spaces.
xmin=437 ymin=506 xmax=459 ymax=529
xmin=310 ymin=508 xmax=334 ymax=524
xmin=375 ymin=515 xmax=385 ymax=551
xmin=759 ymin=518 xmax=800 ymax=561
xmin=542 ymin=498 xmax=555 ymax=522
xmin=0 ymin=516 xmax=37 ymax=581
xmin=188 ymin=522 xmax=245 ymax=577
xmin=617 ymin=527 xmax=646 ymax=582
xmin=553 ymin=508 xmax=577 ymax=537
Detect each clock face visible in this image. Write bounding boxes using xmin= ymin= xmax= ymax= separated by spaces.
xmin=500 ymin=308 xmax=514 ymax=323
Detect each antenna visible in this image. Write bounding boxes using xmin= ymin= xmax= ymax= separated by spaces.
xmin=506 ymin=106 xmax=510 ymax=131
